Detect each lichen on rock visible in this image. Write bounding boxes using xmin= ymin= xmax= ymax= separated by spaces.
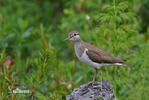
xmin=67 ymin=80 xmax=117 ymax=100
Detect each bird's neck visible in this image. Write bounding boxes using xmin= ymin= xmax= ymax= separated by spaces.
xmin=74 ymin=39 xmax=83 ymax=45
xmin=74 ymin=39 xmax=84 ymax=57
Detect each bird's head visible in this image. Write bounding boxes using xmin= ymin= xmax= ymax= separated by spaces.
xmin=64 ymin=31 xmax=81 ymax=42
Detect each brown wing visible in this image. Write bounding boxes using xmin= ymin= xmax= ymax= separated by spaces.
xmin=83 ymin=42 xmax=125 ymax=63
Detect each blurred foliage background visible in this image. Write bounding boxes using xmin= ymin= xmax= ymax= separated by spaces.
xmin=0 ymin=0 xmax=149 ymax=100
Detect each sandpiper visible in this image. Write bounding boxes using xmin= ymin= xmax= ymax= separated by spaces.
xmin=64 ymin=31 xmax=129 ymax=81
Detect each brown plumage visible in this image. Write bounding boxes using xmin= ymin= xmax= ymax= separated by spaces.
xmin=77 ymin=41 xmax=125 ymax=64
xmin=65 ymin=31 xmax=129 ymax=81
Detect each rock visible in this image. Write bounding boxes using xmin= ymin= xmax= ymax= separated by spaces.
xmin=67 ymin=80 xmax=117 ymax=100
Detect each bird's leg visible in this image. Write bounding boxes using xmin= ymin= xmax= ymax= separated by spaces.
xmin=93 ymin=68 xmax=98 ymax=81
xmin=100 ymin=71 xmax=103 ymax=89
xmin=100 ymin=71 xmax=102 ymax=82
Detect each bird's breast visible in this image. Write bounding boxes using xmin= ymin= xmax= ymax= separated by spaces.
xmin=78 ymin=48 xmax=93 ymax=65
xmin=74 ymin=45 xmax=101 ymax=69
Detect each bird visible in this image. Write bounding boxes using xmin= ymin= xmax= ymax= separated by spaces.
xmin=64 ymin=31 xmax=129 ymax=81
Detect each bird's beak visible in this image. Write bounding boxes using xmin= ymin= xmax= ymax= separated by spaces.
xmin=64 ymin=37 xmax=70 ymax=41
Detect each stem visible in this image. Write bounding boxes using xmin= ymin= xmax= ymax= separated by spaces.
xmin=30 ymin=24 xmax=49 ymax=99
xmin=0 ymin=76 xmax=7 ymax=94
xmin=0 ymin=66 xmax=8 ymax=95
xmin=113 ymin=0 xmax=117 ymax=97
xmin=11 ymin=77 xmax=14 ymax=100
xmin=30 ymin=55 xmax=48 ymax=98
xmin=113 ymin=0 xmax=117 ymax=53
xmin=41 ymin=24 xmax=49 ymax=50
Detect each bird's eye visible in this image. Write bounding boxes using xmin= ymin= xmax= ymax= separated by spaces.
xmin=74 ymin=33 xmax=76 ymax=36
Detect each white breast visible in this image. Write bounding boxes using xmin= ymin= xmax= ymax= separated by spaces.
xmin=74 ymin=44 xmax=101 ymax=69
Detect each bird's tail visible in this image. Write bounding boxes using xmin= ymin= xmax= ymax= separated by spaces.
xmin=122 ymin=64 xmax=133 ymax=68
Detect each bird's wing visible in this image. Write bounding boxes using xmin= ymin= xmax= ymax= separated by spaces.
xmin=84 ymin=42 xmax=125 ymax=63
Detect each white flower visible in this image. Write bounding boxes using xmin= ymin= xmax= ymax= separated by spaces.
xmin=86 ymin=15 xmax=90 ymax=20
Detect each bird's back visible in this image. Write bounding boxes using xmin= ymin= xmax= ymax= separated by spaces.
xmin=82 ymin=42 xmax=126 ymax=64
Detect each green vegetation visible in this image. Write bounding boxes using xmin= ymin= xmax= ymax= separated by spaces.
xmin=0 ymin=0 xmax=149 ymax=100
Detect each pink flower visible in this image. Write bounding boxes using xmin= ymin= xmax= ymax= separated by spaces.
xmin=4 ymin=56 xmax=14 ymax=70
